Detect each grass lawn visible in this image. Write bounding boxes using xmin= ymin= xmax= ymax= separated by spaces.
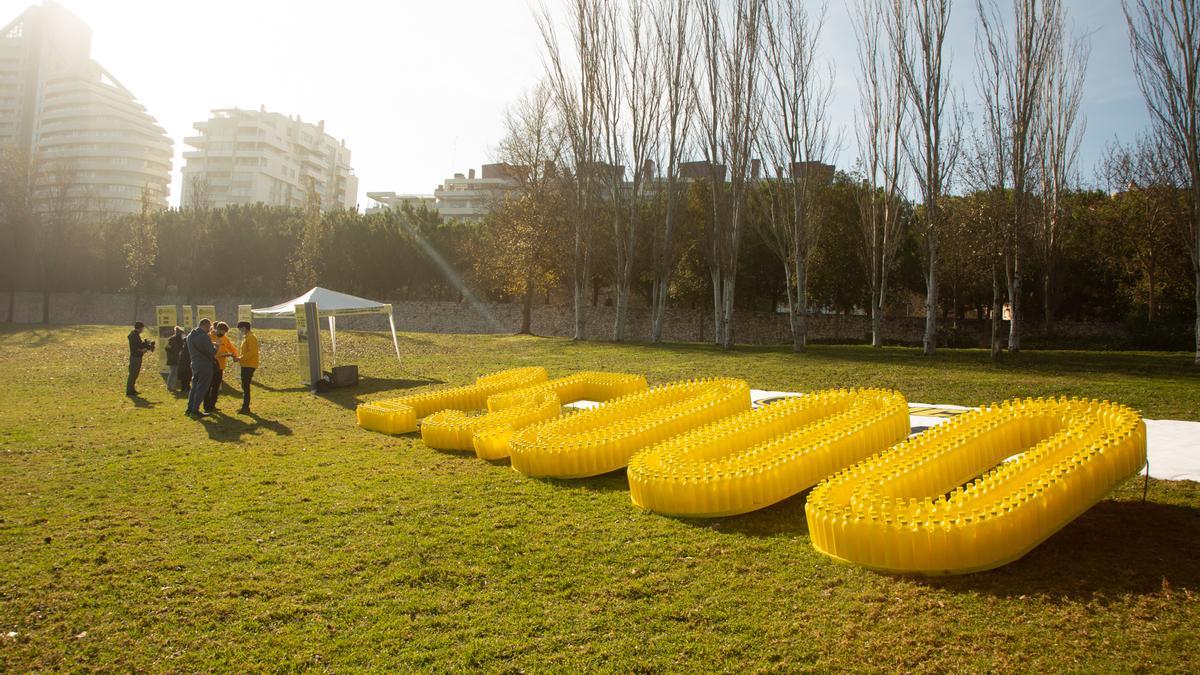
xmin=1 ymin=324 xmax=1198 ymax=672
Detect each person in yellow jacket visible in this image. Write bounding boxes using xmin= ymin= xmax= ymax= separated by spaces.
xmin=236 ymin=321 xmax=259 ymax=414
xmin=204 ymin=321 xmax=239 ymax=413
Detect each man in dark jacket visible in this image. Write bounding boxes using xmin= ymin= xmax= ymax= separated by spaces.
xmin=165 ymin=326 xmax=185 ymax=391
xmin=186 ymin=319 xmax=217 ymax=417
xmin=127 ymin=321 xmax=154 ymax=396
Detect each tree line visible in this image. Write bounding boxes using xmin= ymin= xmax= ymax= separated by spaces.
xmin=0 ymin=0 xmax=1197 ymax=360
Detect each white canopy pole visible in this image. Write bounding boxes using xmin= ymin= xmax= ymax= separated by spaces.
xmin=328 ymin=315 xmax=337 ymax=364
xmin=387 ymin=308 xmax=401 ymax=363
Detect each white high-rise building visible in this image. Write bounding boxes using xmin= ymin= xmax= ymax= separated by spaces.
xmin=0 ymin=1 xmax=173 ymax=218
xmin=181 ymin=107 xmax=358 ymax=211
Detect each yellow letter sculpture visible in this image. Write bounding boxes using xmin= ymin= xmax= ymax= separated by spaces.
xmin=355 ymin=367 xmax=547 ymax=435
xmin=805 ymin=397 xmax=1147 ymax=575
xmin=421 ymin=371 xmax=648 ymax=457
xmin=628 ymin=389 xmax=909 ymax=517
xmin=509 ymin=378 xmax=751 ymax=479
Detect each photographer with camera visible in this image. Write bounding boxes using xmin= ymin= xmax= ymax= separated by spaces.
xmin=126 ymin=321 xmax=154 ymax=397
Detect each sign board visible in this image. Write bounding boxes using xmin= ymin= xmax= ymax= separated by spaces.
xmin=296 ymin=302 xmax=322 ymax=388
xmin=237 ymin=304 xmax=252 ymax=326
xmin=154 ymin=305 xmax=176 ymax=374
xmin=181 ymin=305 xmax=194 ymax=331
xmin=196 ymin=305 xmax=216 ymax=326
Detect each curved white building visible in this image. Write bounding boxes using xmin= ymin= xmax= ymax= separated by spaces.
xmin=0 ymin=1 xmax=172 ymax=218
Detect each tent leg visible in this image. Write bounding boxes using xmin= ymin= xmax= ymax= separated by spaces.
xmin=388 ymin=311 xmax=402 ymax=363
xmin=329 ymin=316 xmax=337 ymax=365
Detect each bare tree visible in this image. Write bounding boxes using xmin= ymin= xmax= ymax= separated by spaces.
xmin=695 ymin=0 xmax=764 ymax=350
xmin=648 ymin=0 xmax=695 ymax=343
xmin=617 ymin=0 xmax=662 ymax=341
xmin=1035 ymin=16 xmax=1088 ymax=335
xmin=975 ymin=3 xmax=1012 ymax=359
xmin=757 ymin=0 xmax=836 ymax=353
xmin=537 ymin=0 xmax=604 ymax=341
xmin=494 ymin=83 xmax=566 ymax=333
xmin=852 ymin=0 xmax=907 ymax=349
xmin=892 ymin=0 xmax=960 ymax=356
xmin=979 ymin=0 xmax=1062 ymax=353
xmin=594 ymin=0 xmax=662 ymax=342
xmin=1124 ymin=0 xmax=1200 ymax=365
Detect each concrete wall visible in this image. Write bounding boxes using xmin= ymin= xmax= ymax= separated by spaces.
xmin=0 ymin=289 xmax=1143 ymax=347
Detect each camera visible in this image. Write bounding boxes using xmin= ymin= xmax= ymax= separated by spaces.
xmin=145 ymin=340 xmax=156 ymax=352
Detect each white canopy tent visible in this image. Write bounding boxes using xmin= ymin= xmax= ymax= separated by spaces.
xmin=251 ymin=287 xmax=401 ymax=363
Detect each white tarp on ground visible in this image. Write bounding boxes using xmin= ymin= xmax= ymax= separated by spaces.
xmin=749 ymin=390 xmax=1200 ymax=482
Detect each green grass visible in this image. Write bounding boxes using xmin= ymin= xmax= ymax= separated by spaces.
xmin=1 ymin=324 xmax=1198 ymax=672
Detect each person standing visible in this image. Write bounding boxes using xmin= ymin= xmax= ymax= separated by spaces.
xmin=178 ymin=333 xmax=193 ymax=394
xmin=186 ymin=319 xmax=217 ymax=417
xmin=165 ymin=326 xmax=185 ymax=391
xmin=204 ymin=321 xmax=239 ymax=413
xmin=236 ymin=321 xmax=259 ymax=414
xmin=126 ymin=321 xmax=154 ymax=396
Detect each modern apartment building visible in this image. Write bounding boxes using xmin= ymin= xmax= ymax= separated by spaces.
xmin=0 ymin=1 xmax=173 ymax=218
xmin=181 ymin=107 xmax=358 ymax=211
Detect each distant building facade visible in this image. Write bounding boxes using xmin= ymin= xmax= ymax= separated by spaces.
xmin=0 ymin=1 xmax=173 ymax=218
xmin=181 ymin=106 xmax=358 ymax=211
xmin=365 ymin=192 xmax=437 ymax=214
xmin=368 ymin=163 xmax=520 ymax=221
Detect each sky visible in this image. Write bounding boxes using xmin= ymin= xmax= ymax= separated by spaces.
xmin=3 ymin=0 xmax=1151 ymax=208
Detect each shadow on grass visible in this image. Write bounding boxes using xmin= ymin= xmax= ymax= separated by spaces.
xmin=198 ymin=410 xmax=293 ymax=442
xmin=668 ymin=490 xmax=813 ymax=538
xmin=127 ymin=394 xmax=156 ymax=409
xmin=531 ymin=469 xmax=631 ymax=493
xmin=918 ymin=500 xmax=1200 ymax=600
xmin=316 ymin=376 xmax=444 ymax=411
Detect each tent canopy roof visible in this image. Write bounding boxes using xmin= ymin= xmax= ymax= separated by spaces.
xmin=252 ymin=287 xmax=391 ymax=318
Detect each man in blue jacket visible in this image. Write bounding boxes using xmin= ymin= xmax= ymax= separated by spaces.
xmin=186 ymin=319 xmax=217 ymax=418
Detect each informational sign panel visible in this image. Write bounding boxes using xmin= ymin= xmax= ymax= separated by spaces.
xmin=237 ymin=304 xmax=252 ymax=326
xmin=296 ymin=302 xmax=322 ymax=388
xmin=155 ymin=305 xmax=176 ymax=374
xmin=182 ymin=305 xmax=194 ymax=331
xmin=196 ymin=305 xmax=216 ymax=326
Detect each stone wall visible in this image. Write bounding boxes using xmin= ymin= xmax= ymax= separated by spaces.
xmin=0 ymin=289 xmax=1153 ymax=347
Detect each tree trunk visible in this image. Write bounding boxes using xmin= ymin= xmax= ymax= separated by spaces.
xmin=651 ymin=183 xmax=678 ymax=344
xmin=871 ymin=302 xmax=883 ymax=348
xmin=786 ymin=261 xmax=806 ymax=354
xmin=1008 ymin=246 xmax=1022 ymax=352
xmin=1193 ymin=267 xmax=1199 ymax=366
xmin=573 ymin=213 xmax=587 ymax=341
xmin=923 ymin=236 xmax=938 ymax=356
xmin=650 ymin=282 xmax=668 ymax=343
xmin=613 ymin=277 xmax=629 ymax=342
xmin=1042 ymin=270 xmax=1054 ymax=336
xmin=1147 ymin=258 xmax=1157 ymax=322
xmin=710 ymin=269 xmax=724 ymax=346
xmin=520 ymin=274 xmax=535 ymax=335
xmin=991 ymin=261 xmax=1003 ymax=362
xmin=720 ymin=277 xmax=736 ymax=351
xmin=6 ymin=290 xmax=13 ymax=324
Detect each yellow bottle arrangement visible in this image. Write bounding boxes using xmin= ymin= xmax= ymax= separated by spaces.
xmin=466 ymin=372 xmax=649 ymax=459
xmin=628 ymin=389 xmax=910 ymax=517
xmin=508 ymin=378 xmax=751 ymax=479
xmin=355 ymin=367 xmax=547 ymax=435
xmin=804 ymin=397 xmax=1147 ymax=575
